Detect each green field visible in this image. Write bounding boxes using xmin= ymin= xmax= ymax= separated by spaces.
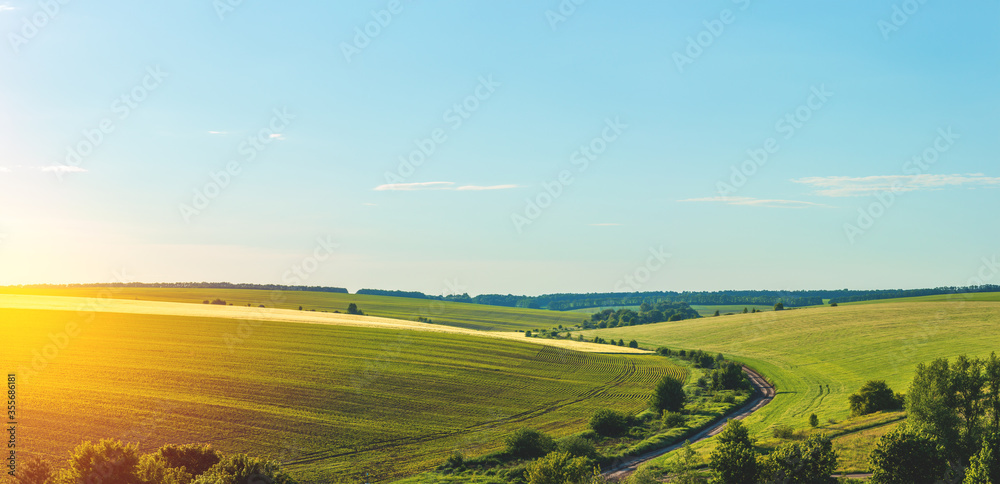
xmin=0 ymin=286 xmax=587 ymax=332
xmin=689 ymin=304 xmax=774 ymax=317
xmin=580 ymin=297 xmax=1000 ymax=471
xmin=5 ymin=299 xmax=683 ymax=483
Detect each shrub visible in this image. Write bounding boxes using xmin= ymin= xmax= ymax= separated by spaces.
xmin=525 ymin=331 xmax=532 ymax=337
xmin=505 ymin=428 xmax=556 ymax=460
xmin=210 ymin=299 xmax=226 ymax=305
xmin=135 ymin=454 xmax=192 ymax=484
xmin=809 ymin=413 xmax=819 ymax=428
xmin=759 ymin=434 xmax=837 ymax=484
xmin=869 ymin=426 xmax=945 ymax=484
xmin=346 ymin=303 xmax=363 ymax=315
xmin=649 ymin=376 xmax=686 ymax=414
xmin=774 ymin=302 xmax=785 ymax=311
xmin=849 ymin=380 xmax=903 ymax=417
xmin=151 ymin=443 xmax=222 ymax=477
xmin=14 ymin=456 xmax=52 ymax=484
xmin=56 ymin=439 xmax=142 ymax=484
xmin=661 ymin=411 xmax=686 ymax=429
xmin=772 ymin=425 xmax=796 ymax=440
xmin=193 ymin=454 xmax=297 ymax=484
xmin=589 ymin=409 xmax=630 ymax=437
xmin=444 ymin=451 xmax=464 ymax=470
xmin=558 ymin=435 xmax=597 ymax=459
xmin=628 ymin=340 xmax=639 ymax=349
xmin=655 ymin=347 xmax=672 ymax=357
xmin=709 ymin=420 xmax=758 ymax=484
xmin=525 ymin=451 xmax=594 ymax=484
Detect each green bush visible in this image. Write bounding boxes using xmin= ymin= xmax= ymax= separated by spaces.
xmin=505 ymin=428 xmax=556 ymax=460
xmin=193 ymin=454 xmax=297 ymax=484
xmin=558 ymin=435 xmax=597 ymax=459
xmin=151 ymin=443 xmax=222 ymax=477
xmin=661 ymin=412 xmax=686 ymax=429
xmin=649 ymin=376 xmax=686 ymax=414
xmin=54 ymin=439 xmax=142 ymax=484
xmin=589 ymin=409 xmax=631 ymax=437
xmin=848 ymin=380 xmax=903 ymax=417
xmin=525 ymin=452 xmax=594 ymax=484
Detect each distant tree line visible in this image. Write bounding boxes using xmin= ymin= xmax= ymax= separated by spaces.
xmin=582 ymin=302 xmax=700 ymax=329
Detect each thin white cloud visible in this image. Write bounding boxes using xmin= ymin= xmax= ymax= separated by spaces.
xmin=40 ymin=165 xmax=88 ymax=173
xmin=373 ymin=182 xmax=518 ymax=192
xmin=362 ymin=202 xmax=378 ymax=206
xmin=0 ymin=4 xmax=16 ymax=12
xmin=374 ymin=181 xmax=455 ymax=191
xmin=207 ymin=130 xmax=228 ymax=135
xmin=589 ymin=223 xmax=622 ymax=226
xmin=269 ymin=133 xmax=285 ymax=140
xmin=793 ymin=174 xmax=1000 ymax=197
xmin=0 ymin=167 xmax=10 ymax=172
xmin=679 ymin=196 xmax=830 ymax=209
xmin=455 ymin=184 xmax=519 ymax=191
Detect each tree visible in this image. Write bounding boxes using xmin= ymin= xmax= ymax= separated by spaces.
xmin=150 ymin=443 xmax=222 ymax=477
xmin=649 ymin=376 xmax=686 ymax=414
xmin=743 ymin=307 xmax=749 ymax=314
xmin=589 ymin=409 xmax=630 ymax=437
xmin=986 ymin=353 xmax=1000 ymax=434
xmin=505 ymin=428 xmax=556 ymax=459
xmin=809 ymin=413 xmax=819 ymax=428
xmin=709 ymin=420 xmax=757 ymax=484
xmin=759 ymin=434 xmax=837 ymax=483
xmin=525 ymin=451 xmax=594 ymax=484
xmin=14 ymin=456 xmax=52 ymax=484
xmin=628 ymin=340 xmax=639 ymax=349
xmin=869 ymin=426 xmax=946 ymax=484
xmin=907 ymin=359 xmax=962 ymax=454
xmin=774 ymin=302 xmax=785 ymax=311
xmin=346 ymin=303 xmax=362 ymax=315
xmin=849 ymin=380 xmax=903 ymax=417
xmin=135 ymin=454 xmax=192 ymax=484
xmin=559 ymin=435 xmax=597 ymax=459
xmin=526 ymin=331 xmax=532 ymax=337
xmin=193 ymin=454 xmax=297 ymax=484
xmin=964 ymin=431 xmax=1000 ymax=484
xmin=54 ymin=439 xmax=142 ymax=484
xmin=713 ymin=310 xmax=720 ymax=317
xmin=668 ymin=441 xmax=701 ymax=484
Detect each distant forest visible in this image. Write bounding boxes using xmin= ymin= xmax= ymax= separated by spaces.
xmin=358 ymin=285 xmax=1000 ymax=310
xmin=12 ymin=282 xmax=999 ymax=311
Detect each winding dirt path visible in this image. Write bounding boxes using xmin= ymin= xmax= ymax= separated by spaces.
xmin=604 ymin=365 xmax=775 ymax=480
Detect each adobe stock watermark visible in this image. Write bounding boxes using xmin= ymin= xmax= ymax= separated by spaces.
xmin=717 ymin=85 xmax=834 ymax=198
xmin=613 ymin=246 xmax=671 ymax=292
xmin=213 ymin=0 xmax=248 ymax=21
xmin=672 ymin=0 xmax=752 ymax=73
xmin=382 ymin=75 xmax=500 ymax=185
xmin=545 ymin=0 xmax=587 ymax=31
xmin=224 ymin=234 xmax=337 ymax=353
xmin=340 ymin=0 xmax=411 ymax=63
xmin=877 ymin=0 xmax=929 ymax=40
xmin=511 ymin=117 xmax=627 ymax=233
xmin=7 ymin=0 xmax=71 ymax=54
xmin=178 ymin=107 xmax=294 ymax=223
xmin=56 ymin=66 xmax=169 ymax=179
xmin=843 ymin=127 xmax=959 ymax=244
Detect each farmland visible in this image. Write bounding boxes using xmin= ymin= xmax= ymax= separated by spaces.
xmin=579 ymin=296 xmax=1000 ymax=471
xmin=3 ymin=298 xmax=684 ymax=483
xmin=0 ymin=286 xmax=587 ymax=332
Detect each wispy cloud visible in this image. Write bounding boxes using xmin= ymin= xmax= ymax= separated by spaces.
xmin=455 ymin=184 xmax=519 ymax=191
xmin=207 ymin=130 xmax=228 ymax=135
xmin=0 ymin=4 xmax=16 ymax=12
xmin=40 ymin=165 xmax=88 ymax=174
xmin=0 ymin=167 xmax=10 ymax=172
xmin=374 ymin=181 xmax=455 ymax=191
xmin=373 ymin=182 xmax=518 ymax=192
xmin=793 ymin=174 xmax=1000 ymax=197
xmin=269 ymin=133 xmax=286 ymax=141
xmin=679 ymin=196 xmax=830 ymax=208
xmin=589 ymin=223 xmax=622 ymax=226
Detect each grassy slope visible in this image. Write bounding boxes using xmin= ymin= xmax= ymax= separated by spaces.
xmin=0 ymin=286 xmax=586 ymax=332
xmin=5 ymin=305 xmax=684 ymax=483
xmin=580 ymin=298 xmax=1000 ymax=471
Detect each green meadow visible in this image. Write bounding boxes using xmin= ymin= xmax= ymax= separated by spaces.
xmin=579 ymin=296 xmax=1000 ymax=471
xmin=5 ymin=299 xmax=682 ymax=483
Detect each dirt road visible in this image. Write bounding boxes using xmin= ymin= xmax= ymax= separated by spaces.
xmin=604 ymin=365 xmax=775 ymax=480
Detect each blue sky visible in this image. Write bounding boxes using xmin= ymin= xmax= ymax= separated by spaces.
xmin=0 ymin=1 xmax=997 ymax=295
